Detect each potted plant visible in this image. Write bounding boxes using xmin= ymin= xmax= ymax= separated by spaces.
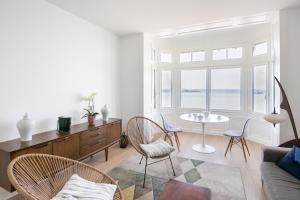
xmin=82 ymin=109 xmax=99 ymax=126
xmin=82 ymin=92 xmax=99 ymax=126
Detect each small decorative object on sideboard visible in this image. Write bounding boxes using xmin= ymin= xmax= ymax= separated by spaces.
xmin=120 ymin=131 xmax=128 ymax=148
xmin=57 ymin=116 xmax=71 ymax=133
xmin=16 ymin=113 xmax=35 ymax=141
xmin=101 ymin=104 xmax=109 ymax=121
xmin=82 ymin=92 xmax=99 ymax=126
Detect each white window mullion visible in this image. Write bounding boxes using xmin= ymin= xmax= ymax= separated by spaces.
xmin=207 ymin=68 xmax=211 ymax=111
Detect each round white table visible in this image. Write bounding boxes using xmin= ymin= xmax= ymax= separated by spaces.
xmin=180 ymin=113 xmax=229 ymax=154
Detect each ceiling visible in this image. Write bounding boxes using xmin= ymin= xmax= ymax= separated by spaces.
xmin=47 ymin=0 xmax=300 ymax=36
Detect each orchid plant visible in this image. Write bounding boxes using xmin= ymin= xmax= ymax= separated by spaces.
xmin=82 ymin=92 xmax=99 ymax=118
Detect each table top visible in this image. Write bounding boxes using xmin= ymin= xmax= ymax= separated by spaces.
xmin=158 ymin=179 xmax=211 ymax=200
xmin=180 ymin=113 xmax=229 ymax=124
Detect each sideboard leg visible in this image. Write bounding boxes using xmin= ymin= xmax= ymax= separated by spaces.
xmin=105 ymin=148 xmax=108 ymax=161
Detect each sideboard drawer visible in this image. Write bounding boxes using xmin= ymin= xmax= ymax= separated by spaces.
xmin=80 ymin=127 xmax=107 ymax=147
xmin=11 ymin=142 xmax=52 ymax=159
xmin=53 ymin=134 xmax=79 ymax=160
xmin=80 ymin=138 xmax=106 ymax=157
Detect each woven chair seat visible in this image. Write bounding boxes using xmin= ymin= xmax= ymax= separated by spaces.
xmin=7 ymin=154 xmax=123 ymax=200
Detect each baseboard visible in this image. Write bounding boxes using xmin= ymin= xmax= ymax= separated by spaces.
xmin=182 ymin=127 xmax=272 ymax=145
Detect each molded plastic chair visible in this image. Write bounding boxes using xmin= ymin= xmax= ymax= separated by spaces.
xmin=7 ymin=154 xmax=123 ymax=200
xmin=126 ymin=116 xmax=176 ymax=187
xmin=160 ymin=114 xmax=183 ymax=151
xmin=224 ymin=118 xmax=251 ymax=162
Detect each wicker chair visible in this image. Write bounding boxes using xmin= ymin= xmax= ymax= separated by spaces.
xmin=7 ymin=154 xmax=123 ymax=200
xmin=126 ymin=116 xmax=176 ymax=188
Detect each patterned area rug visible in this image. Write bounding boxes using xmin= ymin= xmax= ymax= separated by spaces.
xmin=108 ymin=154 xmax=246 ymax=200
xmin=4 ymin=155 xmax=246 ymax=200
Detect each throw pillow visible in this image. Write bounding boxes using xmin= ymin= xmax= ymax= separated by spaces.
xmin=277 ymin=146 xmax=300 ymax=179
xmin=294 ymin=146 xmax=300 ymax=163
xmin=140 ymin=139 xmax=175 ymax=158
xmin=51 ymin=174 xmax=117 ymax=200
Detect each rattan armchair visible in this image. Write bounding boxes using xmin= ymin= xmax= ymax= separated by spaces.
xmin=126 ymin=116 xmax=176 ymax=187
xmin=7 ymin=154 xmax=123 ymax=200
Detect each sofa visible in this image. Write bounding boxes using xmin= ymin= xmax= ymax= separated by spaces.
xmin=261 ymin=146 xmax=300 ymax=200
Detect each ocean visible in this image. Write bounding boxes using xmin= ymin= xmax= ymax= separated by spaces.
xmin=162 ymin=90 xmax=266 ymax=112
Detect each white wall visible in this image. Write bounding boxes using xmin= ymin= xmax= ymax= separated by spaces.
xmin=280 ymin=6 xmax=300 ymax=143
xmin=0 ymin=0 xmax=121 ymax=142
xmin=120 ymin=34 xmax=144 ymax=127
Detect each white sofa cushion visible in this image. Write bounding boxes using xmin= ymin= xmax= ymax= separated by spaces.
xmin=51 ymin=174 xmax=117 ymax=200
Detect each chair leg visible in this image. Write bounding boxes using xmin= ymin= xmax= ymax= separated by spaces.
xmin=241 ymin=138 xmax=247 ymax=162
xmin=243 ymin=138 xmax=250 ymax=156
xmin=230 ymin=137 xmax=234 ymax=151
xmin=139 ymin=155 xmax=143 ymax=164
xmin=169 ymin=155 xmax=176 ymax=176
xmin=224 ymin=137 xmax=233 ymax=157
xmin=143 ymin=157 xmax=148 ymax=188
xmin=174 ymin=132 xmax=180 ymax=151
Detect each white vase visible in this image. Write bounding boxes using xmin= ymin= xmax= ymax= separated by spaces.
xmin=16 ymin=113 xmax=35 ymax=141
xmin=101 ymin=105 xmax=109 ymax=121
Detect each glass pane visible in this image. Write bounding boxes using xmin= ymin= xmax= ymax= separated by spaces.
xmin=180 ymin=52 xmax=191 ymax=63
xmin=228 ymin=47 xmax=243 ymax=59
xmin=160 ymin=53 xmax=172 ymax=63
xmin=181 ymin=70 xmax=206 ymax=108
xmin=161 ymin=70 xmax=172 ymax=107
xmin=192 ymin=51 xmax=205 ymax=61
xmin=253 ymin=65 xmax=267 ymax=113
xmin=213 ymin=49 xmax=227 ymax=60
xmin=210 ymin=68 xmax=241 ymax=110
xmin=253 ymin=42 xmax=267 ymax=56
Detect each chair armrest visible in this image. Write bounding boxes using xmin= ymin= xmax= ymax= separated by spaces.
xmin=262 ymin=146 xmax=290 ymax=162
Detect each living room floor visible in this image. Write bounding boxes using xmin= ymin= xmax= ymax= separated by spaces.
xmin=85 ymin=132 xmax=266 ymax=200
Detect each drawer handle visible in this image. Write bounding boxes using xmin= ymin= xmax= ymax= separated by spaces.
xmin=88 ymin=127 xmax=99 ymax=132
xmin=90 ymin=140 xmax=102 ymax=146
xmin=34 ymin=143 xmax=49 ymax=149
xmin=90 ymin=133 xmax=100 ymax=138
xmin=55 ymin=136 xmax=70 ymax=143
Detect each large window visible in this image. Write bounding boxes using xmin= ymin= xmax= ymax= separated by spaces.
xmin=161 ymin=70 xmax=172 ymax=107
xmin=181 ymin=70 xmax=207 ymax=108
xmin=253 ymin=65 xmax=267 ymax=113
xmin=157 ymin=41 xmax=269 ymax=112
xmin=210 ymin=68 xmax=241 ymax=110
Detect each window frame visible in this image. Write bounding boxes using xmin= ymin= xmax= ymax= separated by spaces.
xmin=159 ymin=69 xmax=174 ymax=109
xmin=179 ymin=68 xmax=208 ymax=110
xmin=209 ymin=66 xmax=243 ymax=112
xmin=252 ymin=41 xmax=268 ymax=57
xmin=251 ymin=63 xmax=269 ymax=114
xmin=191 ymin=50 xmax=206 ymax=62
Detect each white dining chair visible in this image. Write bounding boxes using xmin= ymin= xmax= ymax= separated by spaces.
xmin=224 ymin=118 xmax=251 ymax=162
xmin=160 ymin=114 xmax=183 ymax=151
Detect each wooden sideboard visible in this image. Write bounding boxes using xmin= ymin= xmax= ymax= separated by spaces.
xmin=0 ymin=118 xmax=122 ymax=192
